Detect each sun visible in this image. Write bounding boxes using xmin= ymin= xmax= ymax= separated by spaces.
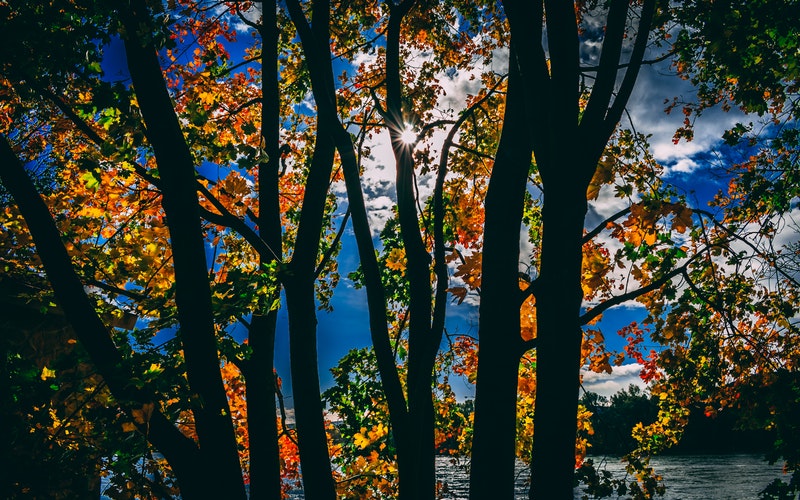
xmin=399 ymin=126 xmax=417 ymax=145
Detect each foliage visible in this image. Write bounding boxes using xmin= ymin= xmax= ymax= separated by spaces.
xmin=1 ymin=0 xmax=799 ymax=498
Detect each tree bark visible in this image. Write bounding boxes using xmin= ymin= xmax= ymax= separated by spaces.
xmin=120 ymin=2 xmax=246 ymax=497
xmin=282 ymin=105 xmax=337 ymax=500
xmin=384 ymin=3 xmax=441 ymax=497
xmin=495 ymin=1 xmax=655 ymax=496
xmin=529 ymin=179 xmax=588 ymax=499
xmin=245 ymin=1 xmax=284 ymax=498
xmin=468 ymin=53 xmax=531 ymax=500
xmin=331 ymin=125 xmax=413 ymax=488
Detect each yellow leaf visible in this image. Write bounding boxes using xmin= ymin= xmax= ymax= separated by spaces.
xmin=121 ymin=422 xmax=137 ymax=433
xmin=587 ymin=158 xmax=614 ymax=200
xmin=40 ymin=366 xmax=56 ymax=380
xmin=145 ymin=363 xmax=163 ymax=375
xmin=198 ymin=91 xmax=215 ymax=106
xmin=353 ymin=428 xmax=371 ymax=449
xmin=385 ymin=247 xmax=407 ymax=273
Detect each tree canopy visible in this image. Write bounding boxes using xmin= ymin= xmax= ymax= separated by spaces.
xmin=1 ymin=1 xmax=799 ymax=499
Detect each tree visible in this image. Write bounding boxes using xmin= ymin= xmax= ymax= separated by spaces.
xmin=1 ymin=0 xmax=338 ymax=497
xmin=468 ymin=0 xmax=800 ymax=497
xmin=2 ymin=1 xmax=799 ymax=498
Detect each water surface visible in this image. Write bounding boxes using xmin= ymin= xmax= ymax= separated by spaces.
xmin=434 ymin=454 xmax=789 ymax=499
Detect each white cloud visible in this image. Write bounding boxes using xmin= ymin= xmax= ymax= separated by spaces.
xmin=581 ymin=363 xmax=647 ymax=398
xmin=623 ymin=59 xmax=751 ymax=177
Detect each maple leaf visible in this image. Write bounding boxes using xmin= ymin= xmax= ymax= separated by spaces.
xmin=454 ymin=252 xmax=482 ymax=289
xmin=385 ymin=247 xmax=407 ymax=273
xmin=132 ymin=402 xmax=155 ymax=425
xmin=447 ymin=286 xmax=468 ymax=304
xmin=586 ymin=157 xmax=614 ymax=201
xmin=198 ymin=91 xmax=215 ymax=106
xmin=671 ymin=205 xmax=693 ymax=233
xmin=40 ymin=366 xmax=56 ymax=380
xmin=353 ymin=427 xmax=372 ymax=449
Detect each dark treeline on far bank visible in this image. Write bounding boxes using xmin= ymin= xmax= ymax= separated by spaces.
xmin=579 ymin=385 xmax=773 ymax=456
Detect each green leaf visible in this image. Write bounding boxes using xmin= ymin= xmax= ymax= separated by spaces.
xmin=80 ymin=171 xmax=100 ymax=190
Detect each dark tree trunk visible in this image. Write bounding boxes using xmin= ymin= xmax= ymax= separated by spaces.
xmin=245 ymin=2 xmax=284 ymax=498
xmin=282 ymin=108 xmax=337 ymax=499
xmin=0 ymin=137 xmax=211 ymax=498
xmin=529 ymin=179 xmax=588 ymax=499
xmin=468 ymin=55 xmax=531 ymax=500
xmin=283 ymin=274 xmax=337 ymax=500
xmin=120 ymin=2 xmax=246 ymax=497
xmin=331 ymin=125 xmax=413 ymax=486
xmin=245 ymin=312 xmax=282 ymax=499
xmin=285 ymin=0 xmax=413 ymax=491
xmin=491 ymin=1 xmax=656 ymax=497
xmin=384 ymin=4 xmax=440 ymax=498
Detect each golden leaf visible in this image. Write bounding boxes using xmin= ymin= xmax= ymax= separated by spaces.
xmin=40 ymin=366 xmax=56 ymax=380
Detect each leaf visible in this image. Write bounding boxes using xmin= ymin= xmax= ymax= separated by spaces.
xmin=198 ymin=91 xmax=216 ymax=106
xmin=671 ymin=206 xmax=693 ymax=233
xmin=40 ymin=366 xmax=56 ymax=380
xmin=447 ymin=286 xmax=468 ymax=304
xmin=132 ymin=402 xmax=155 ymax=425
xmin=354 ymin=427 xmax=372 ymax=449
xmin=80 ymin=171 xmax=100 ymax=190
xmin=587 ymin=158 xmax=614 ymax=201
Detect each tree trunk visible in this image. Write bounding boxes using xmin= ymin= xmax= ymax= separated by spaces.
xmin=245 ymin=2 xmax=284 ymax=497
xmin=384 ymin=5 xmax=440 ymax=497
xmin=120 ymin=3 xmax=246 ymax=497
xmin=283 ymin=274 xmax=337 ymax=500
xmin=468 ymin=55 xmax=531 ymax=499
xmin=331 ymin=124 xmax=413 ymax=490
xmin=245 ymin=312 xmax=282 ymax=499
xmin=529 ymin=179 xmax=588 ymax=499
xmin=0 ymin=136 xmax=212 ymax=498
xmin=282 ymin=107 xmax=337 ymax=499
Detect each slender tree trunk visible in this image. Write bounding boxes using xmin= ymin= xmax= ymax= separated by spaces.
xmin=120 ymin=3 xmax=246 ymax=497
xmin=286 ymin=0 xmax=417 ymax=492
xmin=283 ymin=110 xmax=337 ymax=499
xmin=468 ymin=56 xmax=531 ymax=500
xmin=246 ymin=2 xmax=284 ymax=497
xmin=246 ymin=312 xmax=282 ymax=499
xmin=283 ymin=274 xmax=337 ymax=500
xmin=384 ymin=4 xmax=441 ymax=497
xmin=529 ymin=179 xmax=588 ymax=498
xmin=331 ymin=124 xmax=413 ymax=487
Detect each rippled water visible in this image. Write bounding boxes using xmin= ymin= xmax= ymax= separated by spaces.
xmin=103 ymin=454 xmax=790 ymax=498
xmin=434 ymin=454 xmax=789 ymax=499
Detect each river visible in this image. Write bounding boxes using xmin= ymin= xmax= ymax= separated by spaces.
xmin=433 ymin=454 xmax=790 ymax=499
xmin=102 ymin=454 xmax=790 ymax=498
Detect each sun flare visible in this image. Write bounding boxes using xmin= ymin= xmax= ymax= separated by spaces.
xmin=400 ymin=126 xmax=417 ymax=145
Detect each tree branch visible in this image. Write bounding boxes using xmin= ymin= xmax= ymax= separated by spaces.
xmin=582 ymin=207 xmax=632 ymax=244
xmin=313 ymin=207 xmax=350 ymax=279
xmin=580 ymin=264 xmax=686 ymax=326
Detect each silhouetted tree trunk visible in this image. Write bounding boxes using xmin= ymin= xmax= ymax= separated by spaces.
xmin=244 ymin=2 xmax=284 ymax=498
xmin=119 ymin=2 xmax=247 ymax=497
xmin=278 ymin=4 xmax=340 ymax=497
xmin=0 ymin=136 xmax=212 ymax=498
xmin=468 ymin=51 xmax=531 ymax=500
xmin=383 ymin=3 xmax=443 ymax=497
xmin=469 ymin=1 xmax=657 ymax=497
xmin=281 ymin=117 xmax=338 ymax=500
